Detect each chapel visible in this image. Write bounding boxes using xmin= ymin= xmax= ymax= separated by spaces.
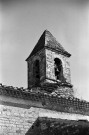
xmin=0 ymin=30 xmax=89 ymax=135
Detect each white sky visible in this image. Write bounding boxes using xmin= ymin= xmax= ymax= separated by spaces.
xmin=0 ymin=0 xmax=89 ymax=101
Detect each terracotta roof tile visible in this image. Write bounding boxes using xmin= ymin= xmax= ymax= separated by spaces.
xmin=0 ymin=84 xmax=89 ymax=115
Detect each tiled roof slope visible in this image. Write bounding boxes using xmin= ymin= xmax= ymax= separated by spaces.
xmin=26 ymin=30 xmax=71 ymax=61
xmin=26 ymin=117 xmax=89 ymax=135
xmin=0 ymin=84 xmax=89 ymax=116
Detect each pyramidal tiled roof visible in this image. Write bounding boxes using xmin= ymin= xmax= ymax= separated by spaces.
xmin=26 ymin=30 xmax=71 ymax=61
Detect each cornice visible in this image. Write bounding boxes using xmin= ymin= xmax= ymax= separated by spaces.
xmin=0 ymin=84 xmax=89 ymax=116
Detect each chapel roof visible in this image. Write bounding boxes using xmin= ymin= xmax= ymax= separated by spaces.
xmin=0 ymin=83 xmax=89 ymax=116
xmin=26 ymin=117 xmax=89 ymax=135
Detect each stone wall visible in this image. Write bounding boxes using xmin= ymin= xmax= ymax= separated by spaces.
xmin=0 ymin=105 xmax=38 ymax=135
xmin=27 ymin=49 xmax=46 ymax=88
xmin=45 ymin=49 xmax=73 ymax=97
xmin=45 ymin=49 xmax=71 ymax=83
xmin=51 ymin=86 xmax=74 ymax=98
xmin=0 ymin=104 xmax=89 ymax=135
xmin=27 ymin=47 xmax=71 ymax=90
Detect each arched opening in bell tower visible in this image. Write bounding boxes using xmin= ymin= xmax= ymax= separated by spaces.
xmin=33 ymin=59 xmax=40 ymax=86
xmin=54 ymin=58 xmax=63 ymax=81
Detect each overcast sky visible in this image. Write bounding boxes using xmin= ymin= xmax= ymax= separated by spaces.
xmin=0 ymin=0 xmax=89 ymax=101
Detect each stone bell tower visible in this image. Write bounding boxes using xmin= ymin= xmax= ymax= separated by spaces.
xmin=26 ymin=30 xmax=73 ymax=97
